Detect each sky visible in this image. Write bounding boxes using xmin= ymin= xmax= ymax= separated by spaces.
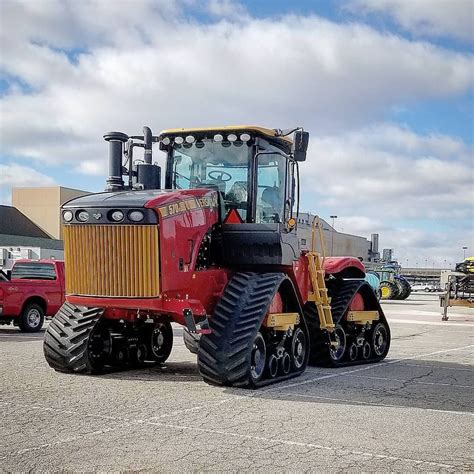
xmin=0 ymin=0 xmax=473 ymax=267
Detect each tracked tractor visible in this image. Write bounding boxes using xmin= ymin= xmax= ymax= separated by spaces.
xmin=44 ymin=125 xmax=391 ymax=387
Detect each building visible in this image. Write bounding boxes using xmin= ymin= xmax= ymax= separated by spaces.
xmin=0 ymin=205 xmax=64 ymax=270
xmin=12 ymin=186 xmax=90 ymax=239
xmin=296 ymin=212 xmax=372 ymax=260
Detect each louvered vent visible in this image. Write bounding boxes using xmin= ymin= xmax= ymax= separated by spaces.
xmin=63 ymin=225 xmax=159 ymax=297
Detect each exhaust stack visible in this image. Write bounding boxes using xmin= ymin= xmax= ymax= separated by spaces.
xmin=104 ymin=131 xmax=128 ymax=192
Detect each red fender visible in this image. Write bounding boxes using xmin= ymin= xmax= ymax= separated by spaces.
xmin=323 ymin=257 xmax=365 ymax=278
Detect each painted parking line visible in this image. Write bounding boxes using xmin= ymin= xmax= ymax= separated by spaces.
xmin=0 ymin=401 xmax=458 ymax=470
xmin=266 ymin=344 xmax=474 ymax=393
xmin=344 ymin=374 xmax=473 ymax=389
xmin=266 ymin=392 xmax=474 ymax=417
xmin=388 ymin=319 xmax=473 ymax=327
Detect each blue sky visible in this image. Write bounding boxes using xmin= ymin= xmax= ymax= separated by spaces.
xmin=0 ymin=0 xmax=472 ymax=266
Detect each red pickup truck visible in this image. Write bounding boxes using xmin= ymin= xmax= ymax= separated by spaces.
xmin=0 ymin=260 xmax=65 ymax=332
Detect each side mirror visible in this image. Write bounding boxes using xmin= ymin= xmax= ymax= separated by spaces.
xmin=292 ymin=130 xmax=309 ymax=162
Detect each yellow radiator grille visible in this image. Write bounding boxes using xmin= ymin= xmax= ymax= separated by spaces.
xmin=64 ymin=225 xmax=159 ymax=297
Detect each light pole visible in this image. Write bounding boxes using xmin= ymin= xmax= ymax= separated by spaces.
xmin=330 ymin=215 xmax=337 ymax=256
xmin=462 ymin=246 xmax=468 ymax=259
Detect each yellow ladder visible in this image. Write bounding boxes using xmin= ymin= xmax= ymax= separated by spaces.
xmin=307 ymin=216 xmax=335 ymax=332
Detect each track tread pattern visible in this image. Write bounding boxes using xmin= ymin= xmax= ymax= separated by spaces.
xmin=43 ymin=302 xmax=103 ymax=373
xmin=198 ymin=272 xmax=286 ymax=388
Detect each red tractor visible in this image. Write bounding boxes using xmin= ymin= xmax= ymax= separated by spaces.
xmin=44 ymin=125 xmax=390 ymax=387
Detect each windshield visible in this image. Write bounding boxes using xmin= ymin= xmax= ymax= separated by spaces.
xmin=168 ymin=138 xmax=288 ymax=223
xmin=171 ymin=139 xmax=251 ymax=219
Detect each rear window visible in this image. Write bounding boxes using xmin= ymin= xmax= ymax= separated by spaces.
xmin=11 ymin=263 xmax=57 ymax=280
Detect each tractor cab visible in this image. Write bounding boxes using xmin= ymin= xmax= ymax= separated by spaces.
xmin=159 ymin=126 xmax=309 ymax=228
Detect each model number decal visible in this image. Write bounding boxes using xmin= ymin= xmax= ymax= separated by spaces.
xmin=158 ymin=194 xmax=218 ymax=218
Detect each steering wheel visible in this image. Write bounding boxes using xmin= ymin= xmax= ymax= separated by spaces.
xmin=208 ymin=170 xmax=232 ymax=182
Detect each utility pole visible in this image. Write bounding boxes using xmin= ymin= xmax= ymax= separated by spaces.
xmin=462 ymin=246 xmax=468 ymax=259
xmin=330 ymin=215 xmax=337 ymax=256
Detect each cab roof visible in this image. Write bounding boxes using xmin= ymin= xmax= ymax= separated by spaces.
xmin=159 ymin=125 xmax=293 ymax=148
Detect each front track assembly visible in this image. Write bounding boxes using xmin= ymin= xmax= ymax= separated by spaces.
xmin=197 ymin=272 xmax=310 ymax=388
xmin=44 ymin=302 xmax=174 ymax=373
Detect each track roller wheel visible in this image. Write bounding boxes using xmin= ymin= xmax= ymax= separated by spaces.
xmin=250 ymin=332 xmax=267 ymax=383
xmin=372 ymin=322 xmax=389 ymax=358
xmin=132 ymin=344 xmax=147 ymax=366
xmin=328 ymin=325 xmax=346 ymax=363
xmin=362 ymin=341 xmax=371 ymax=360
xmin=280 ymin=352 xmax=291 ymax=375
xmin=290 ymin=327 xmax=307 ymax=370
xmin=348 ymin=342 xmax=358 ymax=361
xmin=267 ymin=353 xmax=278 ymax=379
xmin=148 ymin=321 xmax=173 ymax=363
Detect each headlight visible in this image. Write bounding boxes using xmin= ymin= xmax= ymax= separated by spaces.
xmin=63 ymin=210 xmax=73 ymax=222
xmin=110 ymin=210 xmax=124 ymax=222
xmin=128 ymin=210 xmax=144 ymax=222
xmin=76 ymin=210 xmax=89 ymax=222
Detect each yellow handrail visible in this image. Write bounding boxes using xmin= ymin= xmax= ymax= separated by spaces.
xmin=311 ymin=215 xmax=327 ymax=260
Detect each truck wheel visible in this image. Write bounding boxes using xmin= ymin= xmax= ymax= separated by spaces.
xmin=19 ymin=303 xmax=44 ymax=332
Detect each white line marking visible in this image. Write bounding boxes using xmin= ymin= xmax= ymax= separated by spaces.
xmin=0 ymin=405 xmax=458 ymax=469
xmin=343 ymin=374 xmax=473 ymax=389
xmin=388 ymin=319 xmax=474 ymax=327
xmin=267 ymin=392 xmax=474 ymax=417
xmin=265 ymin=344 xmax=474 ymax=393
xmin=139 ymin=419 xmax=456 ymax=469
xmin=399 ymin=362 xmax=473 ymax=372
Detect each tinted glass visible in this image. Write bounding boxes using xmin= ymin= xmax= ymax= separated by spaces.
xmin=11 ymin=263 xmax=56 ymax=280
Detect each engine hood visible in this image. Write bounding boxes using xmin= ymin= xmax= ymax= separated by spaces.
xmin=63 ymin=188 xmax=217 ymax=209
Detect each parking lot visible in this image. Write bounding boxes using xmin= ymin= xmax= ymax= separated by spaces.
xmin=1 ymin=294 xmax=472 ymax=472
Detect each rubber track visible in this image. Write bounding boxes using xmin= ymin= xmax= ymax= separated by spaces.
xmin=43 ymin=302 xmax=104 ymax=373
xmin=198 ymin=272 xmax=296 ymax=388
xmin=183 ymin=327 xmax=200 ymax=355
xmin=305 ymin=280 xmax=390 ymax=367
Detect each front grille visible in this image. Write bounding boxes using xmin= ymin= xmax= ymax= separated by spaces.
xmin=64 ymin=225 xmax=160 ymax=297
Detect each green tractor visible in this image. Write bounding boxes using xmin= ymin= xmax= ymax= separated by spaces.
xmin=371 ymin=267 xmax=411 ymax=300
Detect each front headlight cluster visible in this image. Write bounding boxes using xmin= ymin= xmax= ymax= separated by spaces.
xmin=62 ymin=209 xmax=145 ymax=223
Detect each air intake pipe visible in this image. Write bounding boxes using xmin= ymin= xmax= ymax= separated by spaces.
xmin=104 ymin=131 xmax=129 ymax=192
xmin=135 ymin=126 xmax=160 ymax=190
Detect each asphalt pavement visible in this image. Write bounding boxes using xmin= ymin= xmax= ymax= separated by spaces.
xmin=1 ymin=294 xmax=472 ymax=472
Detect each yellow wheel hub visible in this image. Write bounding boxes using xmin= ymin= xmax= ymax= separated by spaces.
xmin=381 ymin=286 xmax=391 ymax=298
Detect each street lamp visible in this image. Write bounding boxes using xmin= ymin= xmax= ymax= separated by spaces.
xmin=462 ymin=246 xmax=468 ymax=259
xmin=330 ymin=215 xmax=337 ymax=256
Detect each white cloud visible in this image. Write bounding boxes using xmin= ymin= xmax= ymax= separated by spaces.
xmin=0 ymin=3 xmax=472 ymax=169
xmin=0 ymin=164 xmax=56 ymax=204
xmin=300 ymin=124 xmax=473 ymax=220
xmin=298 ymin=124 xmax=474 ymax=265
xmin=348 ymin=0 xmax=474 ymax=41
xmin=0 ymin=1 xmax=472 ymax=265
xmin=207 ymin=0 xmax=248 ymax=20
